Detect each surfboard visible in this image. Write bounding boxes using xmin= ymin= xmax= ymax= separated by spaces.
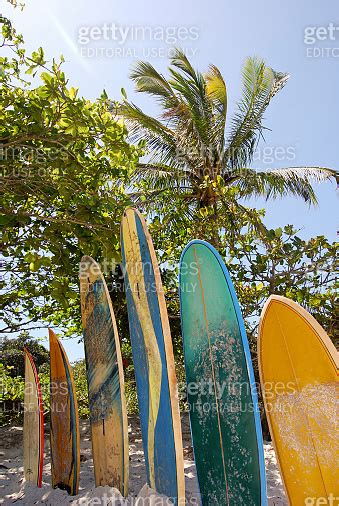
xmin=120 ymin=208 xmax=185 ymax=504
xmin=179 ymin=240 xmax=267 ymax=506
xmin=23 ymin=347 xmax=44 ymax=487
xmin=49 ymin=329 xmax=80 ymax=495
xmin=258 ymin=295 xmax=339 ymax=504
xmin=80 ymin=255 xmax=129 ymax=496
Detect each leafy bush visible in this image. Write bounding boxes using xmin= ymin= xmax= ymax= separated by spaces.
xmin=72 ymin=360 xmax=89 ymax=418
xmin=0 ymin=362 xmax=50 ymax=425
xmin=0 ymin=332 xmax=49 ymax=377
xmin=0 ymin=363 xmax=24 ymax=424
xmin=0 ymin=356 xmax=87 ymax=425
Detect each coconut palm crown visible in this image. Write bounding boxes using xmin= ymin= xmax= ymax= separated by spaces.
xmin=119 ymin=49 xmax=336 ymax=210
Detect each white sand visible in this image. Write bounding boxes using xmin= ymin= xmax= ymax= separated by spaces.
xmin=0 ymin=417 xmax=287 ymax=505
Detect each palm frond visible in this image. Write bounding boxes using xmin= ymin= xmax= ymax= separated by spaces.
xmin=205 ymin=64 xmax=227 ymax=150
xmin=168 ymin=68 xmax=212 ymax=147
xmin=168 ymin=49 xmax=214 ymax=147
xmin=225 ymin=57 xmax=290 ymax=169
xmin=129 ymin=60 xmax=197 ymax=137
xmin=231 ymin=166 xmax=336 ymax=204
xmin=118 ymin=102 xmax=177 ymax=160
xmin=170 ymin=48 xmax=198 ymax=80
xmin=205 ymin=64 xmax=227 ymax=113
xmin=122 ymin=50 xmax=227 ymax=174
xmin=132 ymin=162 xmax=194 ymax=192
xmin=119 ymin=102 xmax=173 ymax=137
xmin=120 ymin=51 xmax=334 ymax=216
xmin=130 ymin=61 xmax=181 ymax=113
xmin=267 ymin=166 xmax=336 ymax=182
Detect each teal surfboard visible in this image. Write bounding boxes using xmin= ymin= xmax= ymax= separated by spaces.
xmin=121 ymin=208 xmax=185 ymax=504
xmin=179 ymin=240 xmax=267 ymax=505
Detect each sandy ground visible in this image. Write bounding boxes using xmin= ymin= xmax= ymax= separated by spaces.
xmin=0 ymin=416 xmax=287 ymax=505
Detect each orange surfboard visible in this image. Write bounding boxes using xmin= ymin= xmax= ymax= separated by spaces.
xmin=259 ymin=295 xmax=338 ymax=505
xmin=49 ymin=329 xmax=80 ymax=495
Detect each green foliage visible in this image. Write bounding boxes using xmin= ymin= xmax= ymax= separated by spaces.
xmin=0 ymin=352 xmax=88 ymax=425
xmin=120 ymin=48 xmax=335 ymax=221
xmin=124 ymin=377 xmax=139 ymax=415
xmin=0 ymin=362 xmax=24 ymax=425
xmin=176 ymin=359 xmax=189 ymax=412
xmin=72 ymin=359 xmax=89 ymax=418
xmin=0 ymin=332 xmax=49 ymax=377
xmin=147 ymin=203 xmax=338 ymax=352
xmin=0 ymin=363 xmax=25 ymax=401
xmin=120 ymin=341 xmax=139 ymax=414
xmin=0 ymin=17 xmax=142 ymax=336
xmin=0 ymin=15 xmax=337 ymax=436
xmin=225 ymin=226 xmax=338 ymax=346
xmin=0 ymin=361 xmax=50 ymax=425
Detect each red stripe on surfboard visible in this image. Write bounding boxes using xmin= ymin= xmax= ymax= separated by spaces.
xmin=24 ymin=348 xmax=44 ymax=487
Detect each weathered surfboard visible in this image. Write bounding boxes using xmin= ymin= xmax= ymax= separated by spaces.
xmin=120 ymin=208 xmax=185 ymax=504
xmin=259 ymin=295 xmax=339 ymax=504
xmin=23 ymin=347 xmax=44 ymax=487
xmin=80 ymin=255 xmax=129 ymax=496
xmin=179 ymin=240 xmax=267 ymax=505
xmin=49 ymin=329 xmax=80 ymax=495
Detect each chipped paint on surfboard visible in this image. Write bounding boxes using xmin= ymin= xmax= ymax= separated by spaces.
xmin=258 ymin=295 xmax=339 ymax=505
xmin=49 ymin=329 xmax=80 ymax=495
xmin=80 ymin=255 xmax=129 ymax=496
xmin=120 ymin=208 xmax=185 ymax=505
xmin=179 ymin=240 xmax=267 ymax=505
xmin=23 ymin=347 xmax=44 ymax=487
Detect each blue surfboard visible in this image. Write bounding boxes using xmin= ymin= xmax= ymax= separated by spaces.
xmin=121 ymin=208 xmax=185 ymax=504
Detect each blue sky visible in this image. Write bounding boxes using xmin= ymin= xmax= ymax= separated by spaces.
xmin=3 ymin=0 xmax=338 ymax=360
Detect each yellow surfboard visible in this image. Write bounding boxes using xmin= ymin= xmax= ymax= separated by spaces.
xmin=120 ymin=208 xmax=185 ymax=503
xmin=80 ymin=256 xmax=129 ymax=495
xmin=258 ymin=295 xmax=338 ymax=505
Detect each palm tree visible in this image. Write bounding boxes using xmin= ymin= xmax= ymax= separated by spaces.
xmin=119 ymin=49 xmax=335 ymax=235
